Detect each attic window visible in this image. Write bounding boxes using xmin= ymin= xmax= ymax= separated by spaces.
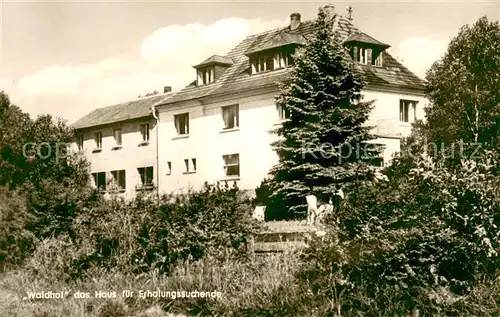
xmin=351 ymin=46 xmax=383 ymax=66
xmin=197 ymin=67 xmax=214 ymax=85
xmin=250 ymin=48 xmax=294 ymax=74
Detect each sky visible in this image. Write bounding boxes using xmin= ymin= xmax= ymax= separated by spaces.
xmin=1 ymin=0 xmax=499 ymax=124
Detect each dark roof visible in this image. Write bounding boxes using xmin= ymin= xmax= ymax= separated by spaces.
xmin=245 ymin=32 xmax=307 ymax=55
xmin=344 ymin=32 xmax=390 ymax=48
xmin=156 ymin=15 xmax=425 ymax=107
xmin=72 ymin=94 xmax=167 ymax=129
xmin=193 ymin=54 xmax=233 ymax=68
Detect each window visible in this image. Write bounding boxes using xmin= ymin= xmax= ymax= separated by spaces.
xmin=251 ymin=50 xmax=294 ymax=74
xmin=252 ymin=55 xmax=273 ymax=73
xmin=110 ymin=170 xmax=126 ymax=191
xmin=277 ymin=104 xmax=290 ymax=121
xmin=140 ymin=123 xmax=150 ymax=142
xmin=137 ymin=166 xmax=154 ymax=186
xmin=369 ymin=156 xmax=384 ymax=167
xmin=94 ymin=132 xmax=102 ymax=149
xmin=399 ymin=100 xmax=417 ymax=123
xmin=222 ymin=105 xmax=239 ymax=130
xmin=223 ymin=154 xmax=240 ymax=177
xmin=184 ymin=158 xmax=196 ymax=173
xmin=174 ymin=113 xmax=189 ymax=135
xmin=374 ymin=51 xmax=383 ymax=66
xmin=274 ymin=51 xmax=292 ymax=69
xmin=197 ymin=67 xmax=214 ymax=85
xmin=76 ymin=135 xmax=84 ymax=151
xmin=113 ymin=129 xmax=122 ymax=146
xmin=351 ymin=46 xmax=383 ymax=66
xmin=366 ymin=143 xmax=385 ymax=167
xmin=166 ymin=161 xmax=172 ymax=175
xmin=92 ymin=172 xmax=106 ymax=191
xmin=355 ymin=47 xmax=372 ymax=65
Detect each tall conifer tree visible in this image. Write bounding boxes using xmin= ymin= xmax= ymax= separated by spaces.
xmin=269 ymin=6 xmax=380 ymax=217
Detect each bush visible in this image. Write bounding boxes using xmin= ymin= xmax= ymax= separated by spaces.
xmin=0 ymin=187 xmax=36 ymax=271
xmin=38 ymin=182 xmax=260 ymax=280
xmin=254 ymin=178 xmax=290 ymax=221
xmin=300 ymin=151 xmax=500 ymax=316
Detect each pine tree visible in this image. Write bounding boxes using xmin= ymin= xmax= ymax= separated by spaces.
xmin=269 ymin=7 xmax=380 ymax=218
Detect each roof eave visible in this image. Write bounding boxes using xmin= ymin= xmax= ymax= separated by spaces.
xmin=73 ymin=114 xmax=153 ymax=131
xmin=193 ymin=61 xmax=233 ymax=69
xmin=364 ymin=82 xmax=426 ymax=95
xmin=343 ymin=40 xmax=391 ymax=49
xmin=244 ymin=42 xmax=304 ymax=56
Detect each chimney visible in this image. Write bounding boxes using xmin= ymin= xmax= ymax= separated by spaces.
xmin=163 ymin=86 xmax=172 ymax=93
xmin=323 ymin=4 xmax=335 ymax=20
xmin=290 ymin=12 xmax=301 ymax=30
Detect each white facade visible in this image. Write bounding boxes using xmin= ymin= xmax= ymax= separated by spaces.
xmin=77 ymin=87 xmax=427 ymax=199
xmin=154 ymin=87 xmax=428 ymax=195
xmin=77 ymin=118 xmax=158 ymax=200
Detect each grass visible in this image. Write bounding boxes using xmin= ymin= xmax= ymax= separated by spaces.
xmin=0 ymin=251 xmax=304 ymax=317
xmin=2 ymin=219 xmax=498 ymax=317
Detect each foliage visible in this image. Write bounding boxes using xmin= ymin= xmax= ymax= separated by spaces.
xmin=267 ymin=7 xmax=379 ymax=219
xmin=0 ymin=187 xmax=36 ymax=271
xmin=300 ymin=151 xmax=500 ymax=316
xmin=254 ymin=178 xmax=289 ymax=220
xmin=422 ymin=17 xmax=500 ymax=151
xmin=0 ymin=91 xmax=90 ymax=190
xmin=0 ymin=91 xmax=95 ymax=241
xmin=137 ymin=90 xmax=159 ymax=98
xmin=33 ymin=182 xmax=259 ymax=280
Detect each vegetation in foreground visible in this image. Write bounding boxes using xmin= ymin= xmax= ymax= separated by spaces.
xmin=1 ymin=7 xmax=499 ymax=317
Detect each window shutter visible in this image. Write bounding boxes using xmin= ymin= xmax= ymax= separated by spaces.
xmin=399 ymin=101 xmax=403 ymax=122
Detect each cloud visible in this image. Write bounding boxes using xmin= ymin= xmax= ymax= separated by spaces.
xmin=394 ymin=36 xmax=449 ymax=79
xmin=140 ymin=17 xmax=285 ymax=78
xmin=7 ymin=17 xmax=286 ymax=123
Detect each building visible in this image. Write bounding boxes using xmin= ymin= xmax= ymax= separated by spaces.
xmin=72 ymin=91 xmax=170 ymax=200
xmin=73 ymin=7 xmax=427 ymax=199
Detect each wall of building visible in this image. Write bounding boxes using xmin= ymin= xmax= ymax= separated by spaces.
xmin=363 ymin=89 xmax=428 ymax=138
xmin=156 ymin=88 xmax=428 ymax=195
xmin=76 ymin=88 xmax=428 ymax=199
xmin=362 ymin=89 xmax=428 ymax=165
xmin=157 ymin=92 xmax=282 ymax=194
xmin=78 ymin=117 xmax=157 ymax=200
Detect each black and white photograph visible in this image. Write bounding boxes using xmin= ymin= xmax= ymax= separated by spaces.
xmin=1 ymin=1 xmax=499 ymax=316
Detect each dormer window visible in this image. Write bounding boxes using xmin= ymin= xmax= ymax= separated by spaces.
xmin=353 ymin=47 xmax=383 ymax=66
xmin=197 ymin=67 xmax=214 ymax=85
xmin=245 ymin=31 xmax=305 ymax=75
xmin=344 ymin=32 xmax=390 ymax=67
xmin=193 ymin=55 xmax=233 ymax=86
xmin=356 ymin=47 xmax=371 ymax=65
xmin=249 ymin=47 xmax=295 ymax=74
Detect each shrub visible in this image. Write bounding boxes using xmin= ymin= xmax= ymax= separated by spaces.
xmin=0 ymin=187 xmax=36 ymax=271
xmin=254 ymin=178 xmax=289 ymax=221
xmin=134 ymin=182 xmax=259 ymax=274
xmin=300 ymin=151 xmax=500 ymax=316
xmin=57 ymin=182 xmax=259 ymax=279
